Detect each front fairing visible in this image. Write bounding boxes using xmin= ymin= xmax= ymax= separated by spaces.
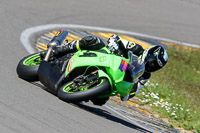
xmin=116 ymin=81 xmax=135 ymax=97
xmin=116 ymin=54 xmax=145 ymax=97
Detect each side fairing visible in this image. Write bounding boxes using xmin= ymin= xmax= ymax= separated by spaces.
xmin=108 ymin=56 xmax=135 ymax=97
xmin=65 ymin=51 xmax=111 ymax=77
xmin=108 ymin=57 xmax=129 ymax=83
xmin=65 ymin=51 xmax=128 ymax=79
xmin=64 ymin=50 xmax=133 ymax=97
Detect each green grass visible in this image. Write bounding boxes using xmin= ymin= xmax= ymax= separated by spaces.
xmin=136 ymin=48 xmax=200 ymax=132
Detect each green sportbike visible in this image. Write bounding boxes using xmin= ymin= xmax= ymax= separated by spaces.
xmin=17 ymin=30 xmax=145 ymax=105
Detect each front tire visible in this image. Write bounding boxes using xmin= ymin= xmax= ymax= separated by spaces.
xmin=57 ymin=78 xmax=110 ymax=103
xmin=16 ymin=53 xmax=41 ymax=81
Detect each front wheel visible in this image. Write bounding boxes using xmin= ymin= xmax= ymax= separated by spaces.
xmin=57 ymin=78 xmax=110 ymax=103
xmin=16 ymin=53 xmax=41 ymax=81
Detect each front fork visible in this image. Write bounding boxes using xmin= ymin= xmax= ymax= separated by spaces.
xmin=71 ymin=70 xmax=113 ymax=89
xmin=44 ymin=42 xmax=57 ymax=62
xmin=74 ymin=71 xmax=99 ymax=83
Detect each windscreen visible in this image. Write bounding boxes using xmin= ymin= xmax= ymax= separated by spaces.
xmin=127 ymin=52 xmax=145 ymax=83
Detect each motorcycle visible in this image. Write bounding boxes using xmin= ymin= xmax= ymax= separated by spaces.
xmin=17 ymin=30 xmax=145 ymax=105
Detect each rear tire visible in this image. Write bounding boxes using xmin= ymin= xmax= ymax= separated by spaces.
xmin=16 ymin=53 xmax=41 ymax=81
xmin=57 ymin=78 xmax=110 ymax=103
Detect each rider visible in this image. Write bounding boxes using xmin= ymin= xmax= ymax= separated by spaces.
xmin=43 ymin=34 xmax=168 ymax=102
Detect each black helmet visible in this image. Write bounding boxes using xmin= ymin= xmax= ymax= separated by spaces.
xmin=141 ymin=45 xmax=168 ymax=72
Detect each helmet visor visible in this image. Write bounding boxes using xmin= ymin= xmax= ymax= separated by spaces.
xmin=145 ymin=59 xmax=161 ymax=72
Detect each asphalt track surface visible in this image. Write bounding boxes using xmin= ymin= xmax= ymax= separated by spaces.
xmin=1 ymin=0 xmax=200 ymax=132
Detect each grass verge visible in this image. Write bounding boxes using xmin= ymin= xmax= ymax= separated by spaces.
xmin=136 ymin=47 xmax=200 ymax=132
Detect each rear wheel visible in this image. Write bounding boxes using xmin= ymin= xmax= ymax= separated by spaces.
xmin=57 ymin=77 xmax=110 ymax=103
xmin=16 ymin=53 xmax=41 ymax=81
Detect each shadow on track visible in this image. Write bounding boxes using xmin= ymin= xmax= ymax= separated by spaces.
xmin=72 ymin=102 xmax=151 ymax=133
xmin=30 ymin=82 xmax=150 ymax=132
xmin=30 ymin=82 xmax=57 ymax=95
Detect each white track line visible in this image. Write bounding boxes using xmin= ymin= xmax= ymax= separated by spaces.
xmin=104 ymin=104 xmax=157 ymax=132
xmin=20 ymin=24 xmax=200 ymax=54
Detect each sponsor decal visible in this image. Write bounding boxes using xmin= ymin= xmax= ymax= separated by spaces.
xmin=67 ymin=58 xmax=74 ymax=72
xmin=154 ymin=47 xmax=163 ymax=67
xmin=127 ymin=42 xmax=136 ymax=49
xmin=163 ymin=50 xmax=168 ymax=62
xmin=55 ymin=30 xmax=62 ymax=36
xmin=119 ymin=59 xmax=128 ymax=72
xmin=99 ymin=56 xmax=106 ymax=62
xmin=141 ymin=49 xmax=148 ymax=62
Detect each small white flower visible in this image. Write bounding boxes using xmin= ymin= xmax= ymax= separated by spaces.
xmin=165 ymin=106 xmax=170 ymax=110
xmin=153 ymin=102 xmax=158 ymax=106
xmin=180 ymin=108 xmax=183 ymax=110
xmin=186 ymin=109 xmax=190 ymax=112
xmin=156 ymin=83 xmax=159 ymax=86
xmin=150 ymin=93 xmax=159 ymax=99
xmin=156 ymin=101 xmax=161 ymax=104
xmin=166 ymin=108 xmax=170 ymax=111
xmin=145 ymin=99 xmax=150 ymax=103
xmin=149 ymin=104 xmax=152 ymax=106
xmin=145 ymin=81 xmax=150 ymax=86
xmin=171 ymin=112 xmax=176 ymax=116
xmin=142 ymin=92 xmax=145 ymax=95
xmin=151 ymin=83 xmax=155 ymax=86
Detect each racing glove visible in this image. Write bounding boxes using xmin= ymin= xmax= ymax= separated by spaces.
xmin=107 ymin=35 xmax=128 ymax=57
xmin=107 ymin=39 xmax=119 ymax=53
